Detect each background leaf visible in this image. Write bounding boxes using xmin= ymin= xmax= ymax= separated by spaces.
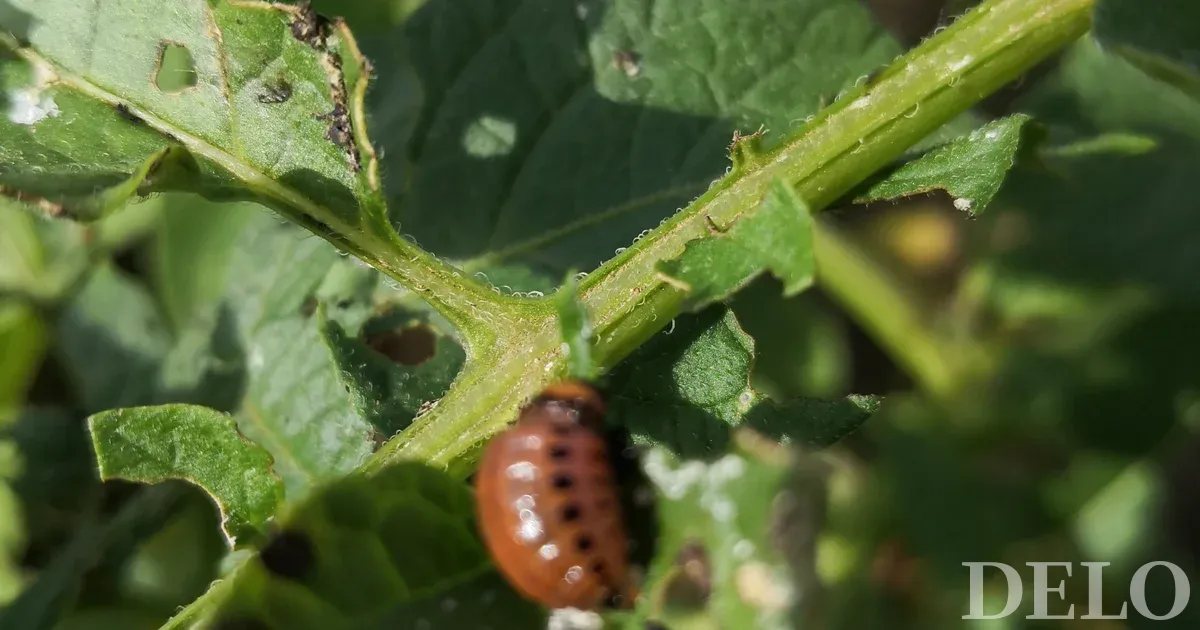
xmin=88 ymin=404 xmax=284 ymax=546
xmin=627 ymin=433 xmax=821 ymax=629
xmin=184 ymin=463 xmax=544 ymax=630
xmin=608 ymin=307 xmax=879 ymax=458
xmin=853 ymin=114 xmax=1034 ymax=214
xmin=371 ymin=0 xmax=901 ymax=278
xmin=1093 ymin=0 xmax=1200 ymax=102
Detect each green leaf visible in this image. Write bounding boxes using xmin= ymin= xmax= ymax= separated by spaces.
xmin=0 ymin=198 xmax=43 ymax=298
xmin=55 ymin=264 xmax=172 ymax=412
xmin=627 ymin=433 xmax=822 ymax=629
xmin=657 ymin=180 xmax=815 ymax=311
xmin=88 ymin=404 xmax=284 ymax=546
xmin=996 ymin=38 xmax=1200 ymax=304
xmin=609 ymin=307 xmax=879 ymax=458
xmin=176 ymin=463 xmax=543 ymax=630
xmin=150 ymin=195 xmax=254 ymax=332
xmin=554 ymin=274 xmax=598 ymax=381
xmin=0 ymin=484 xmax=183 ymax=630
xmin=0 ymin=0 xmax=386 ymax=226
xmin=319 ymin=309 xmax=464 ymax=439
xmin=729 ymin=278 xmax=852 ymax=400
xmin=1093 ymin=0 xmax=1200 ymax=102
xmin=853 ymin=114 xmax=1034 ymax=214
xmin=386 ymin=0 xmax=899 ymax=270
xmin=223 ymin=216 xmax=374 ymax=498
xmin=0 ymin=300 xmax=44 ymax=423
xmin=6 ymin=407 xmax=99 ymax=547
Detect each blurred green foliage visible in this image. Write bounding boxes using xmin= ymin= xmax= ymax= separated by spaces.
xmin=2 ymin=0 xmax=1200 ymax=628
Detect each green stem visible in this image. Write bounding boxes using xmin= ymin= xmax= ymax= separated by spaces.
xmin=811 ymin=220 xmax=991 ymax=399
xmin=366 ymin=0 xmax=1094 ymax=474
xmin=1 ymin=41 xmax=521 ymax=351
xmin=579 ymin=0 xmax=1093 ymax=370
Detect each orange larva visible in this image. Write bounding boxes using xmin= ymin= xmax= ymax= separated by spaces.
xmin=474 ymin=380 xmax=638 ymax=610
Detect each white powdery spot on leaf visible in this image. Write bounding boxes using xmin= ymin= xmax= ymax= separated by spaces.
xmin=642 ymin=449 xmax=706 ymax=500
xmin=7 ymin=60 xmax=60 ymax=126
xmin=953 ymin=197 xmax=973 ymax=212
xmin=547 ymin=607 xmax=603 ymax=630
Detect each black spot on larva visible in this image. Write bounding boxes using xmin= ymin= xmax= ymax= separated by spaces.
xmin=561 ymin=504 xmax=581 ymax=522
xmin=576 ymin=535 xmax=594 ymax=551
xmin=259 ymin=529 xmax=316 ymax=581
xmin=114 ymin=103 xmax=144 ymax=125
xmin=551 ymin=474 xmax=573 ymax=489
xmin=548 ymin=444 xmax=569 ymax=459
xmin=592 ymin=561 xmax=606 ymax=575
xmin=212 ymin=618 xmax=270 ymax=630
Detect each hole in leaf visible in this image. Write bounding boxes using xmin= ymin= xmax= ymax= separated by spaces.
xmin=155 ymin=42 xmax=197 ymax=92
xmin=365 ymin=324 xmax=436 ymax=366
xmin=259 ymin=529 xmax=316 ymax=581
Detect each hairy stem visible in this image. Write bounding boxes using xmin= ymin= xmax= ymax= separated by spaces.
xmin=366 ymin=0 xmax=1094 ymax=474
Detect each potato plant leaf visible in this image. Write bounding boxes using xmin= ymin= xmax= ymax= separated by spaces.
xmin=609 ymin=307 xmax=880 ymax=458
xmin=1093 ymin=0 xmax=1200 ymax=103
xmin=384 ymin=0 xmax=898 ymax=271
xmin=176 ymin=463 xmax=543 ymax=630
xmin=853 ymin=114 xmax=1034 ymax=214
xmin=223 ymin=217 xmax=374 ymax=499
xmin=88 ymin=404 xmax=284 ymax=546
xmin=0 ymin=0 xmax=385 ymax=227
xmin=623 ymin=432 xmax=823 ymax=629
xmin=0 ymin=301 xmax=44 ymax=605
xmin=55 ymin=264 xmax=173 ymax=413
xmin=554 ymin=274 xmax=598 ymax=381
xmin=319 ymin=310 xmax=464 ymax=439
xmin=657 ymin=180 xmax=815 ymax=312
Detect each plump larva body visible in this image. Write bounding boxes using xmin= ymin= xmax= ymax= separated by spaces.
xmin=474 ymin=381 xmax=636 ymax=610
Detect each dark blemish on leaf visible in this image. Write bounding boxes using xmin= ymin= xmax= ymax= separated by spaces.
xmin=0 ymin=186 xmax=65 ymax=218
xmin=371 ymin=428 xmax=388 ymax=451
xmin=259 ymin=529 xmax=316 ymax=581
xmin=365 ymin=324 xmax=436 ymax=366
xmin=612 ymin=49 xmax=642 ymax=78
xmin=289 ymin=1 xmax=330 ymax=49
xmin=114 ymin=103 xmax=144 ymax=125
xmin=299 ymin=297 xmax=318 ymax=318
xmin=673 ymin=540 xmax=713 ymax=602
xmin=644 ymin=622 xmax=670 ymax=630
xmin=316 ymin=102 xmax=361 ymax=171
xmin=257 ymin=77 xmax=293 ymax=104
